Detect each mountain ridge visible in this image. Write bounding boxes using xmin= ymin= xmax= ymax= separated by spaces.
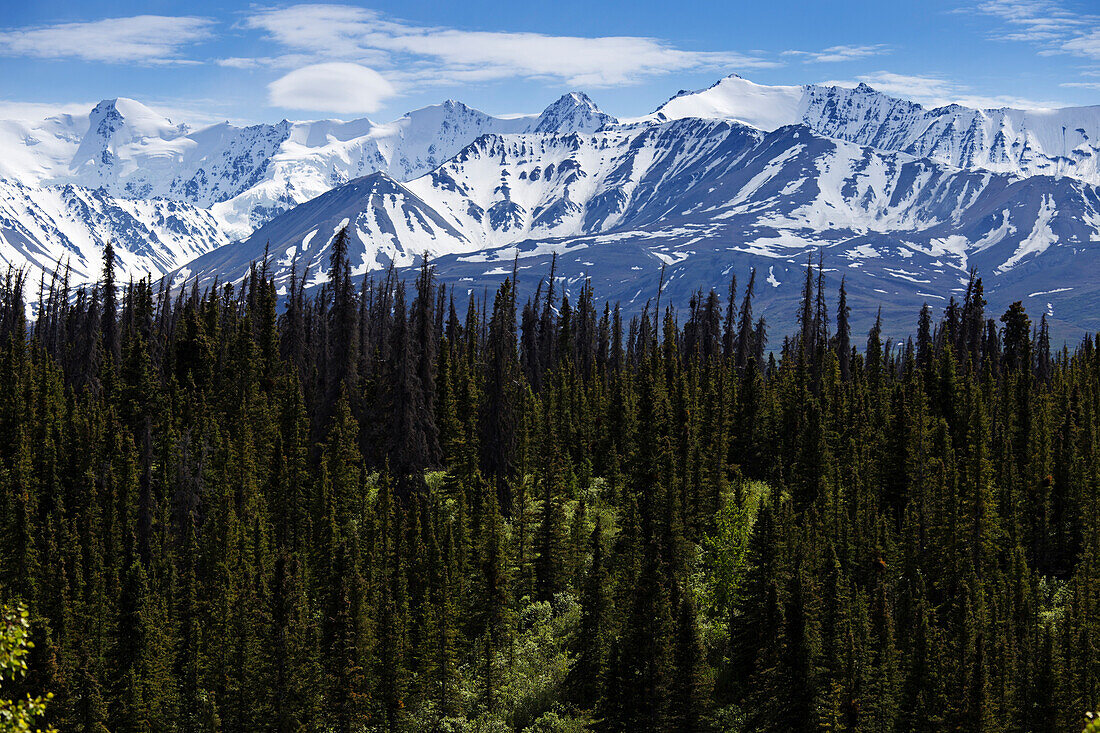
xmin=2 ymin=75 xmax=1099 ymax=339
xmin=169 ymin=116 xmax=1100 ymax=340
xmin=650 ymin=75 xmax=1100 ymax=184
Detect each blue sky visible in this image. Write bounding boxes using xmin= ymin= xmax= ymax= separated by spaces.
xmin=0 ymin=0 xmax=1097 ymax=125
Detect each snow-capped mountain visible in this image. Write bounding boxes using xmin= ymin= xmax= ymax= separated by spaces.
xmin=0 ymin=178 xmax=230 ymax=286
xmin=2 ymin=92 xmax=619 ymax=233
xmin=532 ymin=92 xmax=616 ymax=134
xmin=172 ymin=115 xmax=1100 ymax=339
xmin=651 ymin=75 xmax=1100 ymax=185
xmin=0 ymin=92 xmax=618 ymax=289
xmin=3 ymin=74 xmax=1100 ymax=337
xmin=172 ymin=117 xmax=755 ymax=290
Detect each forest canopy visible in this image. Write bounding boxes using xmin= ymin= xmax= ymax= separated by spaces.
xmin=0 ymin=239 xmax=1098 ymax=732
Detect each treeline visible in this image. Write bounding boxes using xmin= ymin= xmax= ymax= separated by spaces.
xmin=0 ymin=237 xmax=1098 ymax=732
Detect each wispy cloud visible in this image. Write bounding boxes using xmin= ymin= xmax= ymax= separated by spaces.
xmin=0 ymin=96 xmax=248 ymax=127
xmin=783 ymin=44 xmax=888 ymax=63
xmin=237 ymin=4 xmax=777 ymax=90
xmin=822 ymin=72 xmax=965 ymax=103
xmin=973 ymin=1 xmax=1100 ymax=59
xmin=1063 ymin=30 xmax=1100 ymax=59
xmin=822 ymin=71 xmax=1066 ymax=109
xmin=0 ymin=15 xmax=214 ymax=64
xmin=216 ymin=57 xmax=268 ymax=70
xmin=0 ymin=99 xmax=97 ymax=122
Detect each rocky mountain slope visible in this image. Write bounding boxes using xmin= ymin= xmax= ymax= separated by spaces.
xmin=174 ymin=116 xmax=1100 ymax=340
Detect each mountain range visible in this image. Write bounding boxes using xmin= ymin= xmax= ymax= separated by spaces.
xmin=2 ymin=75 xmax=1099 ymax=339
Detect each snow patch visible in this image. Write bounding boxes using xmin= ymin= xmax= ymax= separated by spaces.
xmin=767 ymin=266 xmax=781 ymax=288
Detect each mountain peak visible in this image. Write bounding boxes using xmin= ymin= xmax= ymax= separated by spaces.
xmin=650 ymin=75 xmax=804 ymax=131
xmin=91 ymin=96 xmax=176 ymax=121
xmin=86 ymin=97 xmax=188 ymax=140
xmin=398 ymin=98 xmax=496 ymax=131
xmin=351 ymin=169 xmax=404 ymax=189
xmin=532 ymin=91 xmax=616 ymax=134
xmin=560 ymin=91 xmax=595 ymax=105
xmin=71 ymin=97 xmax=190 ymax=179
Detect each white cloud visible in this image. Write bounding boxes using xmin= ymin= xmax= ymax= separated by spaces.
xmin=216 ymin=57 xmax=265 ymax=69
xmin=952 ymin=94 xmax=1065 ymax=109
xmin=784 ymin=44 xmax=888 ymax=63
xmin=268 ymin=62 xmax=397 ymax=114
xmin=0 ymin=100 xmax=96 ymax=122
xmin=243 ymin=4 xmax=776 ymax=88
xmin=971 ymin=2 xmax=1100 ymax=97
xmin=822 ymin=71 xmax=1065 ymax=109
xmin=846 ymin=72 xmax=964 ymax=102
xmin=0 ymin=15 xmax=213 ymax=64
xmin=0 ymin=96 xmax=247 ymax=127
xmin=975 ymin=0 xmax=1086 ymax=34
xmin=216 ymin=53 xmax=319 ymax=71
xmin=974 ymin=1 xmax=1100 ymax=58
xmin=1064 ymin=30 xmax=1100 ymax=59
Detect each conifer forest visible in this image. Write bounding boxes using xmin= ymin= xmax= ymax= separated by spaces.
xmin=4 ymin=233 xmax=1100 ymax=732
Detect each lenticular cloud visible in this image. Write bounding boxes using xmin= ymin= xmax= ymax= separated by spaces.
xmin=268 ymin=62 xmax=396 ymax=114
